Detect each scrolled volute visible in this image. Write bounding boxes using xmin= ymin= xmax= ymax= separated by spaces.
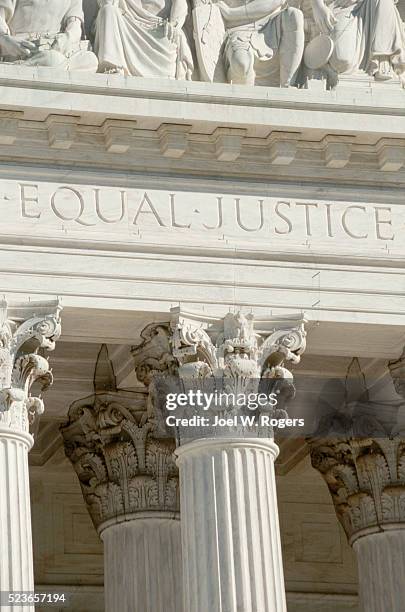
xmin=0 ymin=300 xmax=61 ymax=435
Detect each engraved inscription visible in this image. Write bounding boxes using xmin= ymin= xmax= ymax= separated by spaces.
xmin=0 ymin=179 xmax=401 ymax=250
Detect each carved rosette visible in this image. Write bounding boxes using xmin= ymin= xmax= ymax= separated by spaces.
xmin=0 ymin=300 xmax=61 ymax=436
xmin=61 ymin=346 xmax=179 ymax=532
xmin=132 ymin=308 xmax=307 ymax=443
xmin=309 ymin=437 xmax=405 ymax=544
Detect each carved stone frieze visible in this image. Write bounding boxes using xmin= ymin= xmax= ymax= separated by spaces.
xmin=1 ymin=0 xmax=405 ymax=88
xmin=91 ymin=0 xmax=405 ymax=88
xmin=0 ymin=299 xmax=61 ymax=436
xmin=61 ymin=345 xmax=179 ymax=532
xmin=302 ymin=0 xmax=405 ymax=88
xmin=0 ymin=0 xmax=98 ymax=71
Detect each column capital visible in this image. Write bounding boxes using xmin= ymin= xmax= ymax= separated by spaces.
xmin=169 ymin=308 xmax=306 ymax=377
xmin=61 ymin=345 xmax=179 ymax=533
xmin=308 ymin=356 xmax=405 ymax=545
xmin=309 ymin=436 xmax=405 ymax=544
xmin=0 ymin=299 xmax=61 ymax=440
xmin=132 ymin=309 xmax=307 ymax=444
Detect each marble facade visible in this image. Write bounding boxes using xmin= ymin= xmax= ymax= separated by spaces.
xmin=0 ymin=0 xmax=404 ymax=610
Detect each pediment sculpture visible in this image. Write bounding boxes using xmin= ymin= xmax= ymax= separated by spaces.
xmin=301 ymin=0 xmax=405 ymax=87
xmin=93 ymin=0 xmax=194 ymax=79
xmin=0 ymin=0 xmax=404 ymax=88
xmin=0 ymin=0 xmax=98 ymax=70
xmin=90 ymin=0 xmax=405 ymax=87
xmin=193 ymin=0 xmax=305 ymax=86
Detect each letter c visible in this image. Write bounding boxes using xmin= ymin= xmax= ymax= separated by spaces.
xmin=341 ymin=206 xmax=368 ymax=239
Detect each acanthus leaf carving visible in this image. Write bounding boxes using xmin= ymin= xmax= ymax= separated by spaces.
xmin=309 ymin=435 xmax=405 ymax=543
xmin=308 ymin=355 xmax=405 ymax=543
xmin=131 ymin=308 xmax=306 ymax=444
xmin=62 ymin=344 xmax=179 ymax=532
xmin=0 ymin=300 xmax=61 ymax=435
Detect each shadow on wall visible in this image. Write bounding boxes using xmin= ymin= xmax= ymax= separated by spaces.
xmin=84 ymin=0 xmax=99 ymax=40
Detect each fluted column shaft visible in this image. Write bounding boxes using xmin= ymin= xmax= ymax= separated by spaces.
xmin=61 ymin=346 xmax=183 ymax=612
xmin=176 ymin=438 xmax=287 ymax=612
xmin=0 ymin=429 xmax=34 ymax=612
xmin=100 ymin=514 xmax=182 ymax=612
xmin=354 ymin=531 xmax=405 ymax=612
xmin=0 ymin=300 xmax=60 ymax=611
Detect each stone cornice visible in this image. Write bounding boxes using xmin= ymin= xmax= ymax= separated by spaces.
xmin=0 ymin=70 xmax=405 ymax=184
xmin=1 ymin=68 xmax=404 ymax=118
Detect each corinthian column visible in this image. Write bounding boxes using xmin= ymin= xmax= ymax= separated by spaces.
xmin=308 ymin=354 xmax=405 ymax=612
xmin=134 ymin=309 xmax=306 ymax=612
xmin=0 ymin=300 xmax=61 ymax=612
xmin=62 ymin=344 xmax=182 ymax=612
xmin=176 ymin=437 xmax=284 ymax=612
xmin=310 ymin=436 xmax=405 ymax=612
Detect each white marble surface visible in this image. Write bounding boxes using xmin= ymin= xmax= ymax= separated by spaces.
xmin=0 ymin=434 xmax=34 ymax=612
xmin=354 ymin=531 xmax=405 ymax=612
xmin=101 ymin=516 xmax=182 ymax=612
xmin=176 ymin=438 xmax=287 ymax=612
xmin=0 ymin=46 xmax=403 ymax=612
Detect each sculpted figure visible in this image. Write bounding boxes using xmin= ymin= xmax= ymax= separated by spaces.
xmin=94 ymin=0 xmax=194 ymax=79
xmin=303 ymin=0 xmax=405 ymax=84
xmin=0 ymin=0 xmax=98 ymax=70
xmin=193 ymin=0 xmax=305 ymax=86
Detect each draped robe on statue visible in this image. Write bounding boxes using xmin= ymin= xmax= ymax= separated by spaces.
xmin=303 ymin=0 xmax=405 ymax=79
xmin=222 ymin=5 xmax=305 ymax=87
xmin=94 ymin=0 xmax=193 ymax=79
xmin=1 ymin=0 xmax=81 ymax=37
xmin=0 ymin=0 xmax=98 ymax=69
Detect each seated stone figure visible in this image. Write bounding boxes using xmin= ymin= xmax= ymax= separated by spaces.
xmin=214 ymin=0 xmax=305 ymax=86
xmin=94 ymin=0 xmax=194 ymax=79
xmin=303 ymin=0 xmax=405 ymax=83
xmin=0 ymin=0 xmax=98 ymax=70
